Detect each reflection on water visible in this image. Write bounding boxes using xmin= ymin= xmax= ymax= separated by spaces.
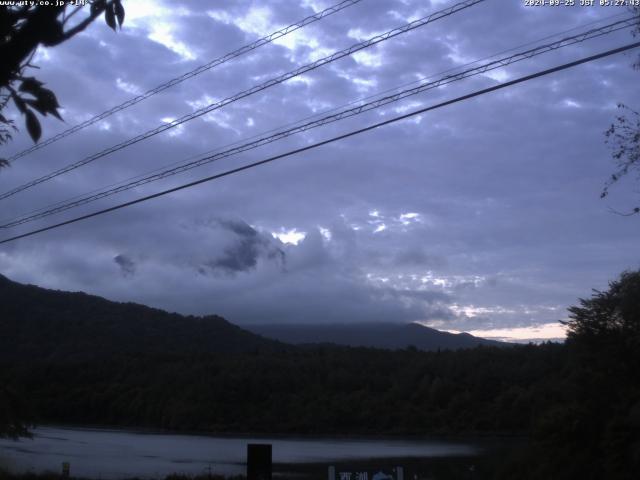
xmin=0 ymin=426 xmax=477 ymax=479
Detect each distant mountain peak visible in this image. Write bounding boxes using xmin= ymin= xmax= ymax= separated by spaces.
xmin=245 ymin=322 xmax=507 ymax=351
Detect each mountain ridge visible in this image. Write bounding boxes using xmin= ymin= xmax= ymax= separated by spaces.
xmin=0 ymin=274 xmax=504 ymax=358
xmin=245 ymin=321 xmax=506 ymax=351
xmin=0 ymin=274 xmax=284 ymax=360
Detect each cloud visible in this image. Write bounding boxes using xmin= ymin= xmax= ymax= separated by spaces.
xmin=0 ymin=214 xmax=455 ymax=325
xmin=114 ymin=254 xmax=136 ymax=277
xmin=1 ymin=0 xmax=639 ymax=340
xmin=201 ymin=218 xmax=285 ymax=275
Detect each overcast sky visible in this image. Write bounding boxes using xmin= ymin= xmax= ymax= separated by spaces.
xmin=1 ymin=0 xmax=639 ymax=341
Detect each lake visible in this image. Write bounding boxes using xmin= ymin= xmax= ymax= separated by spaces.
xmin=0 ymin=426 xmax=478 ymax=479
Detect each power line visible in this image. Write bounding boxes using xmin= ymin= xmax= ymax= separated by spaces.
xmin=0 ymin=0 xmax=485 ymax=201
xmin=15 ymin=9 xmax=627 ymax=221
xmin=2 ymin=40 xmax=638 ymax=246
xmin=6 ymin=0 xmax=365 ymax=163
xmin=15 ymin=3 xmax=623 ymax=223
xmin=2 ymin=15 xmax=636 ymax=229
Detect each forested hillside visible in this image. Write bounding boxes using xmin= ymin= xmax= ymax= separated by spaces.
xmin=3 ymin=344 xmax=564 ymax=434
xmin=0 ymin=274 xmax=284 ymax=360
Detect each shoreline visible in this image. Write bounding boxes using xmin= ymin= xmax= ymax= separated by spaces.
xmin=0 ymin=453 xmax=506 ymax=480
xmin=31 ymin=423 xmax=527 ymax=444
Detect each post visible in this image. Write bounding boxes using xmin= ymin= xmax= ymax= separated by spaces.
xmin=328 ymin=465 xmax=335 ymax=480
xmin=247 ymin=443 xmax=272 ymax=480
xmin=61 ymin=462 xmax=70 ymax=478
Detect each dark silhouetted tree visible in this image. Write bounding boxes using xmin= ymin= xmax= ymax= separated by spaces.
xmin=564 ymin=269 xmax=640 ymax=344
xmin=0 ymin=385 xmax=31 ymax=439
xmin=602 ymin=8 xmax=640 ymax=215
xmin=0 ymin=1 xmax=125 ymax=166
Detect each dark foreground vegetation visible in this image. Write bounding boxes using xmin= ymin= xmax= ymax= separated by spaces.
xmin=1 ymin=271 xmax=639 ymax=479
xmin=0 ymin=473 xmax=241 ymax=480
xmin=0 ymin=459 xmax=500 ymax=480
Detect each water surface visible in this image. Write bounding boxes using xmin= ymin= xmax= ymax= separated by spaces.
xmin=0 ymin=426 xmax=477 ymax=478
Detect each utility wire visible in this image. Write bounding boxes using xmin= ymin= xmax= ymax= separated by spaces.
xmin=6 ymin=0 xmax=365 ymax=163
xmin=0 ymin=12 xmax=632 ymax=225
xmin=8 ymin=8 xmax=627 ymax=225
xmin=15 ymin=8 xmax=626 ymax=221
xmin=2 ymin=15 xmax=636 ymax=229
xmin=0 ymin=0 xmax=485 ymax=201
xmin=2 ymin=40 xmax=638 ymax=246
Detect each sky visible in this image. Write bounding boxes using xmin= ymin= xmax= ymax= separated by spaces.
xmin=1 ymin=0 xmax=639 ymax=342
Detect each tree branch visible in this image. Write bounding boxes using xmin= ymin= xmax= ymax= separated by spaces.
xmin=607 ymin=206 xmax=640 ymax=216
xmin=58 ymin=4 xmax=107 ymax=43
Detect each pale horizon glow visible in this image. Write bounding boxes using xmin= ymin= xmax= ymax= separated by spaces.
xmin=445 ymin=322 xmax=569 ymax=343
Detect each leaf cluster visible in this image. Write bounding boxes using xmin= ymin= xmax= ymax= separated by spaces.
xmin=8 ymin=77 xmax=62 ymax=143
xmin=0 ymin=1 xmax=125 ymax=165
xmin=601 ymin=8 xmax=640 ymax=214
xmin=603 ymin=104 xmax=640 ymax=215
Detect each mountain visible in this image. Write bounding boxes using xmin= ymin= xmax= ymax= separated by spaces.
xmin=0 ymin=273 xmax=503 ymax=362
xmin=245 ymin=322 xmax=506 ymax=350
xmin=0 ymin=274 xmax=284 ymax=361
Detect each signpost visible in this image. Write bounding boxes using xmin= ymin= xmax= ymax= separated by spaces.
xmin=61 ymin=462 xmax=70 ymax=478
xmin=247 ymin=443 xmax=272 ymax=480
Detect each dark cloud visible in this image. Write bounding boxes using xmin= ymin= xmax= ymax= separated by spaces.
xmin=114 ymin=254 xmax=136 ymax=277
xmin=202 ymin=218 xmax=285 ymax=275
xmin=393 ymin=248 xmax=446 ymax=268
